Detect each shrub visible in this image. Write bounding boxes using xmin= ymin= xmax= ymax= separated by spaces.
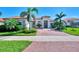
xmin=4 ymin=18 xmax=23 ymax=31
xmin=4 ymin=19 xmax=18 ymax=31
xmin=36 ymin=23 xmax=42 ymax=28
xmin=0 ymin=25 xmax=6 ymax=32
xmin=53 ymin=21 xmax=65 ymax=31
xmin=30 ymin=28 xmax=37 ymax=33
xmin=66 ymin=25 xmax=71 ymax=27
xmin=15 ymin=25 xmax=24 ymax=31
xmin=22 ymin=28 xmax=37 ymax=33
xmin=51 ymin=23 xmax=55 ymax=28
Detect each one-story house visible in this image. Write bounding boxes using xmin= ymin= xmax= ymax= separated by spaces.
xmin=0 ymin=16 xmax=54 ymax=29
xmin=0 ymin=16 xmax=79 ymax=29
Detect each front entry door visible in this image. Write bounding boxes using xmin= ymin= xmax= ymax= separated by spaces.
xmin=44 ymin=20 xmax=48 ymax=28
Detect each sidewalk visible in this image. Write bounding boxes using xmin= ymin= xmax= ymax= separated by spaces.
xmin=0 ymin=36 xmax=79 ymax=41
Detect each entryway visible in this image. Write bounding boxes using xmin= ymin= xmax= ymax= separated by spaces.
xmin=44 ymin=20 xmax=48 ymax=28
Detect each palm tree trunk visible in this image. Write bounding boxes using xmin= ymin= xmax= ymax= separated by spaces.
xmin=27 ymin=22 xmax=30 ymax=30
xmin=24 ymin=19 xmax=30 ymax=30
xmin=59 ymin=19 xmax=62 ymax=31
xmin=28 ymin=11 xmax=31 ymax=30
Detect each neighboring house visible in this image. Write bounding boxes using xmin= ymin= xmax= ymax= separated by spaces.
xmin=64 ymin=18 xmax=79 ymax=27
xmin=0 ymin=16 xmax=29 ymax=28
xmin=0 ymin=18 xmax=6 ymax=25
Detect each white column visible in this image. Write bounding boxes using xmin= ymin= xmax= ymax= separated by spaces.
xmin=29 ymin=22 xmax=32 ymax=28
xmin=35 ymin=20 xmax=38 ymax=28
xmin=42 ymin=20 xmax=44 ymax=28
xmin=48 ymin=20 xmax=50 ymax=28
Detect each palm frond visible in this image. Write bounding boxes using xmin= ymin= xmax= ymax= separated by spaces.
xmin=31 ymin=14 xmax=35 ymax=19
xmin=54 ymin=18 xmax=59 ymax=20
xmin=27 ymin=8 xmax=31 ymax=13
xmin=31 ymin=8 xmax=38 ymax=14
xmin=56 ymin=12 xmax=66 ymax=18
xmin=20 ymin=11 xmax=28 ymax=17
xmin=60 ymin=12 xmax=66 ymax=18
xmin=20 ymin=7 xmax=38 ymax=22
xmin=56 ymin=14 xmax=60 ymax=18
xmin=60 ymin=12 xmax=63 ymax=16
xmin=62 ymin=14 xmax=66 ymax=17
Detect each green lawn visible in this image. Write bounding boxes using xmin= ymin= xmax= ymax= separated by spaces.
xmin=63 ymin=27 xmax=79 ymax=36
xmin=0 ymin=31 xmax=36 ymax=36
xmin=0 ymin=40 xmax=32 ymax=52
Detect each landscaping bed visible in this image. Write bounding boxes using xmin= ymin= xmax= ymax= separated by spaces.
xmin=0 ymin=28 xmax=37 ymax=36
xmin=0 ymin=40 xmax=32 ymax=52
xmin=0 ymin=18 xmax=37 ymax=36
xmin=63 ymin=27 xmax=79 ymax=36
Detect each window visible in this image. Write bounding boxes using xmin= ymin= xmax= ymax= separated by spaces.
xmin=68 ymin=20 xmax=70 ymax=22
xmin=37 ymin=21 xmax=42 ymax=25
xmin=38 ymin=21 xmax=41 ymax=24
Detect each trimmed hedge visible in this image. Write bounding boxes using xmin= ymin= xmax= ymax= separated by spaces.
xmin=22 ymin=28 xmax=37 ymax=33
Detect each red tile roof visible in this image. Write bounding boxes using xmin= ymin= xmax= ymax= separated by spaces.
xmin=11 ymin=16 xmax=27 ymax=19
xmin=64 ymin=18 xmax=79 ymax=21
xmin=0 ymin=18 xmax=5 ymax=22
xmin=41 ymin=16 xmax=50 ymax=19
xmin=11 ymin=16 xmax=21 ymax=18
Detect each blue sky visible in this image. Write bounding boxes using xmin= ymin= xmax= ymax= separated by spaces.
xmin=0 ymin=7 xmax=79 ymax=19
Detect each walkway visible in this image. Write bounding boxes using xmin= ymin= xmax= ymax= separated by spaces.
xmin=37 ymin=29 xmax=71 ymax=36
xmin=23 ymin=41 xmax=79 ymax=52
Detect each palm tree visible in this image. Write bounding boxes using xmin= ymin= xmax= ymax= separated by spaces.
xmin=20 ymin=8 xmax=38 ymax=30
xmin=54 ymin=12 xmax=66 ymax=31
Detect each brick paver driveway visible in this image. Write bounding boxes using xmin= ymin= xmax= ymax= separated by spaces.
xmin=37 ymin=29 xmax=70 ymax=36
xmin=23 ymin=41 xmax=79 ymax=52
